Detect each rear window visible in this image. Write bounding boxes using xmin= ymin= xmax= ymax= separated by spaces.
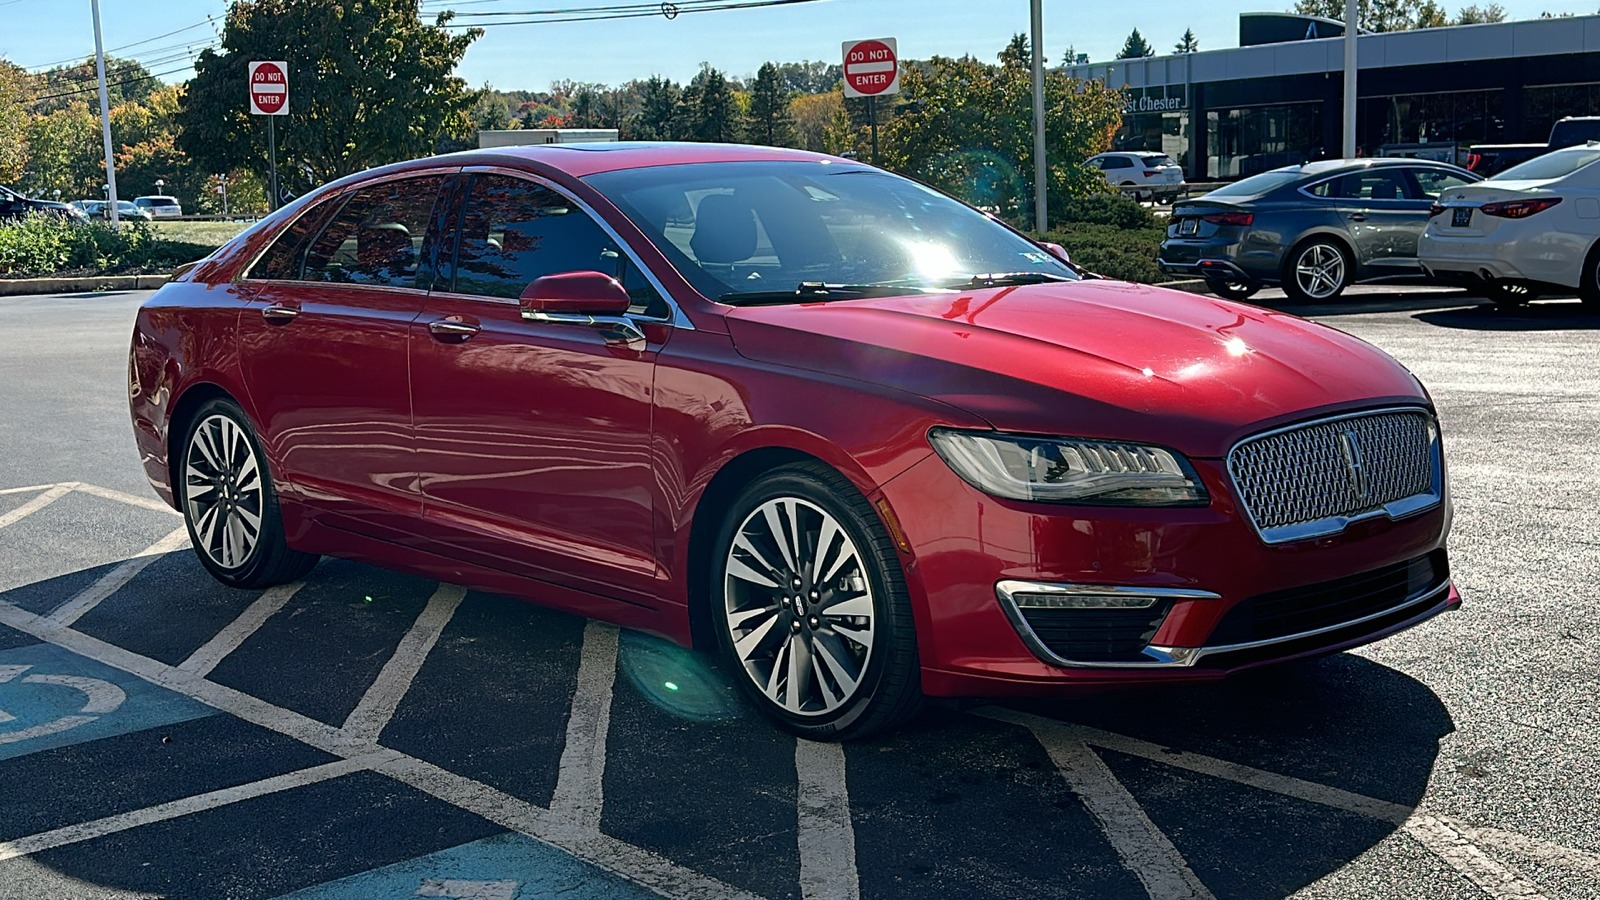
xmin=1548 ymin=119 xmax=1600 ymax=148
xmin=1139 ymin=155 xmax=1176 ymax=168
xmin=1494 ymin=148 xmax=1600 ymax=182
xmin=1205 ymin=170 xmax=1302 ymax=198
xmin=147 ymin=197 xmax=178 ymax=207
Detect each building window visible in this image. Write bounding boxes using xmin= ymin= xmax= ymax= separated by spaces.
xmin=1359 ymin=90 xmax=1504 ymax=159
xmin=1524 ymin=83 xmax=1600 ymax=140
xmin=1206 ymin=102 xmax=1324 ymax=179
xmin=1114 ymin=86 xmax=1192 ymax=176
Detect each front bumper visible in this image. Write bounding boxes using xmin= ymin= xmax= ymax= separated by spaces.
xmin=879 ymin=452 xmax=1454 ymax=697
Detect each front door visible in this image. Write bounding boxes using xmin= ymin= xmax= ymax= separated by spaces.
xmin=409 ymin=172 xmax=671 ymax=604
xmin=1330 ymin=168 xmax=1434 ymax=272
xmin=236 ymin=173 xmax=450 ymax=536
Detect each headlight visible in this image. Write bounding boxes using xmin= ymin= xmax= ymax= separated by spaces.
xmin=928 ymin=428 xmax=1208 ymax=505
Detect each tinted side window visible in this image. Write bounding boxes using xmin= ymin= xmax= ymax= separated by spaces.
xmin=1102 ymin=156 xmax=1133 ymax=170
xmin=250 ymin=197 xmax=344 ymax=280
xmin=448 ymin=174 xmax=621 ymax=300
xmin=301 ymin=176 xmax=445 ymax=288
xmin=1410 ymin=168 xmax=1473 ymax=199
xmin=1326 ymin=171 xmax=1410 ymax=201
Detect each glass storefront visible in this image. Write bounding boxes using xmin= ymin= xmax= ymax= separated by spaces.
xmin=1358 ymin=89 xmax=1504 ymax=159
xmin=1113 ymin=86 xmax=1192 ymax=175
xmin=1206 ymin=102 xmax=1324 ymax=179
xmin=1524 ymin=83 xmax=1600 ymax=138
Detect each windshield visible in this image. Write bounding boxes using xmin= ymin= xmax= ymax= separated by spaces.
xmin=584 ymin=160 xmax=1077 ymax=303
xmin=1205 ymin=170 xmax=1303 ymax=198
xmin=1494 ymin=148 xmax=1600 ymax=181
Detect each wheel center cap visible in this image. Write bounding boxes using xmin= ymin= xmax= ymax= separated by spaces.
xmin=794 ymin=596 xmax=807 ymax=617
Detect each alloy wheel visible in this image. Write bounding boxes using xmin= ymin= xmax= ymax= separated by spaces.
xmin=722 ymin=497 xmax=876 ymax=717
xmin=184 ymin=413 xmax=264 ymax=570
xmin=1294 ymin=243 xmax=1347 ymax=300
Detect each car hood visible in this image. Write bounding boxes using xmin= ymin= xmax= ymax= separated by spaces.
xmin=723 ymin=280 xmax=1428 ymax=458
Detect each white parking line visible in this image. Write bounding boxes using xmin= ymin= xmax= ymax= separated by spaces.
xmin=177 ymin=580 xmax=306 ymax=677
xmin=795 ymin=739 xmax=860 ymax=900
xmin=0 ymin=484 xmax=75 ymax=531
xmin=548 ymin=621 xmax=619 ymax=836
xmin=1017 ymin=717 xmax=1215 ymax=900
xmin=68 ymin=483 xmax=182 ymax=517
xmin=1404 ymin=815 xmax=1550 ymax=899
xmin=0 ymin=755 xmax=376 ymax=862
xmin=0 ymin=484 xmax=60 ymax=496
xmin=46 ymin=526 xmax=191 ymax=627
xmin=342 ymin=583 xmax=466 ymax=744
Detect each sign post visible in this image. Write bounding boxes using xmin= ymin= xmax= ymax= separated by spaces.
xmin=249 ymin=61 xmax=288 ymax=210
xmin=842 ymin=38 xmax=900 ymax=164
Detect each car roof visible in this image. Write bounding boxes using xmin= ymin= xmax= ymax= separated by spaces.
xmin=1286 ymin=157 xmax=1469 ymax=177
xmin=378 ymin=141 xmax=848 ymax=181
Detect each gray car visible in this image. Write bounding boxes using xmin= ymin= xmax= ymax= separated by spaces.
xmin=1158 ymin=159 xmax=1480 ymax=302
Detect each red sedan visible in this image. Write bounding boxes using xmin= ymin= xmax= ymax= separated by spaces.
xmin=128 ymin=143 xmax=1458 ymax=739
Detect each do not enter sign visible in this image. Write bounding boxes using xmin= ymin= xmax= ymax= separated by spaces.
xmin=842 ymin=38 xmax=899 ymax=99
xmin=249 ymin=61 xmax=288 ymax=116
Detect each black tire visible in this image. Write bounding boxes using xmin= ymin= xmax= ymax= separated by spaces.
xmin=1480 ymin=282 xmax=1538 ymax=310
xmin=178 ymin=398 xmax=318 ymax=589
xmin=1204 ymin=277 xmax=1260 ymax=301
xmin=1579 ymin=243 xmax=1600 ymax=311
xmin=1281 ymin=238 xmax=1353 ymax=304
xmin=710 ymin=462 xmax=922 ymax=740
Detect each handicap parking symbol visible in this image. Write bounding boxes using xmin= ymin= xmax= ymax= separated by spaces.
xmin=0 ymin=643 xmax=213 ymax=760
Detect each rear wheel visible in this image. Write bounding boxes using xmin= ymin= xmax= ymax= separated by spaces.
xmin=179 ymin=399 xmax=318 ymax=588
xmin=1282 ymin=239 xmax=1352 ymax=304
xmin=711 ymin=463 xmax=922 ymax=740
xmin=1481 ymin=282 xmax=1538 ymax=310
xmin=1203 ymin=277 xmax=1260 ymax=301
xmin=1579 ymin=243 xmax=1600 ymax=311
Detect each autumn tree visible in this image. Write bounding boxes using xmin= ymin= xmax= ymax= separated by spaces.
xmin=747 ymin=62 xmax=795 ymax=147
xmin=1117 ymin=28 xmax=1155 ymax=59
xmin=1455 ymin=3 xmax=1506 ymax=22
xmin=177 ymin=0 xmax=481 ymax=197
xmin=790 ymin=90 xmax=843 ymax=153
xmin=1293 ymin=0 xmax=1479 ymax=31
xmin=0 ymin=62 xmax=29 ymax=184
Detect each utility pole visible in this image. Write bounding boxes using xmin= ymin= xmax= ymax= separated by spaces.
xmin=91 ymin=0 xmax=119 ymax=226
xmin=1343 ymin=0 xmax=1358 ymax=158
xmin=1030 ymin=0 xmax=1047 ymax=234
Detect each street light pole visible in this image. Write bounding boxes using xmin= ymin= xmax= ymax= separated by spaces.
xmin=1030 ymin=0 xmax=1047 ymax=234
xmin=1343 ymin=0 xmax=1358 ymax=158
xmin=91 ymin=0 xmax=119 ymax=226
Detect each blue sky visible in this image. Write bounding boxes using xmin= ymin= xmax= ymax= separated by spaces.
xmin=1 ymin=0 xmax=1592 ymax=90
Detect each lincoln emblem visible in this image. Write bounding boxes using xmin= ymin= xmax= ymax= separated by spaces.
xmin=1338 ymin=430 xmax=1370 ymax=502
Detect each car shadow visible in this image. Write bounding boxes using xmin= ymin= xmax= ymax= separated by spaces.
xmin=1413 ymin=298 xmax=1600 ymax=330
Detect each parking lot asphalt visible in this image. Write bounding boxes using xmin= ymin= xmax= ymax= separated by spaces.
xmin=0 ymin=287 xmax=1596 ymax=900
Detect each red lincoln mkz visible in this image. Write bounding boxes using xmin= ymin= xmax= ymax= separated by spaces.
xmin=128 ymin=143 xmax=1458 ymax=739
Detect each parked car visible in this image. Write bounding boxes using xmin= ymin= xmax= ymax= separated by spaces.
xmin=134 ymin=195 xmax=183 ymax=218
xmin=1159 ymin=158 xmax=1481 ymax=302
xmin=1419 ymin=142 xmax=1600 ymax=309
xmin=1087 ymin=151 xmax=1186 ymax=203
xmin=78 ymin=199 xmax=155 ymax=223
xmin=129 ymin=144 xmax=1457 ymax=739
xmin=1 ymin=185 xmax=87 ymax=223
xmin=1462 ymin=115 xmax=1600 ymax=176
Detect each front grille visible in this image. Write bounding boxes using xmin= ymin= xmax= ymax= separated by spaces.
xmin=1208 ymin=550 xmax=1448 ymax=645
xmin=1228 ymin=409 xmax=1438 ymax=543
xmin=1018 ymin=602 xmax=1173 ymax=663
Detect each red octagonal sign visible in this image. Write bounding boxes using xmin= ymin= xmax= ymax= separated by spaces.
xmin=842 ymin=38 xmax=899 ymax=99
xmin=249 ymin=61 xmax=288 ymax=116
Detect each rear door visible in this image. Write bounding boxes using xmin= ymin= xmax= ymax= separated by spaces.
xmin=236 ymin=172 xmax=452 ymax=537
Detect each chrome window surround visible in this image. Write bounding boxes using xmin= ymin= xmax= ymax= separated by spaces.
xmin=1227 ymin=406 xmax=1443 ymax=545
xmin=995 ymin=576 xmax=1453 ymax=670
xmin=994 ymin=581 xmax=1220 ymax=669
xmin=1296 ymin=165 xmax=1452 ymax=203
xmin=235 ymin=164 xmax=694 ymax=331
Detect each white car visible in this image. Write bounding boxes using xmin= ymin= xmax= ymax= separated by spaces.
xmin=134 ymin=195 xmax=183 ymax=218
xmin=1419 ymin=143 xmax=1600 ymax=309
xmin=1087 ymin=151 xmax=1186 ymax=203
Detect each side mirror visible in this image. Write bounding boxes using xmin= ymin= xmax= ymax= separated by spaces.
xmin=1040 ymin=241 xmax=1071 ymax=264
xmin=519 ymin=271 xmax=631 ymax=317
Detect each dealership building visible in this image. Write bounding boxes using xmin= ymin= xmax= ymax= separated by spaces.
xmin=1065 ymin=12 xmax=1600 ymax=180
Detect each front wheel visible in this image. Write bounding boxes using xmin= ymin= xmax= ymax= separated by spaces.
xmin=1578 ymin=244 xmax=1600 ymax=311
xmin=711 ymin=463 xmax=922 ymax=740
xmin=1282 ymin=239 xmax=1352 ymax=303
xmin=179 ymin=399 xmax=318 ymax=588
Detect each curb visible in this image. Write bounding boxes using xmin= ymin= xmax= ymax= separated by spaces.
xmin=1152 ymin=279 xmax=1210 ymax=295
xmin=0 ymin=273 xmax=171 ymax=297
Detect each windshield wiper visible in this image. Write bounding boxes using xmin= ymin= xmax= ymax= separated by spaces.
xmin=719 ymin=282 xmax=942 ymax=305
xmin=944 ymin=272 xmax=1075 ymax=289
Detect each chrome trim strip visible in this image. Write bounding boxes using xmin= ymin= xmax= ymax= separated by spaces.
xmin=994 ymin=580 xmax=1219 ymax=670
xmin=1227 ymin=405 xmax=1443 ymax=545
xmin=1146 ymin=578 xmax=1455 ymax=666
xmin=460 ymin=165 xmax=695 ymax=330
xmin=523 ymin=310 xmax=647 ymax=345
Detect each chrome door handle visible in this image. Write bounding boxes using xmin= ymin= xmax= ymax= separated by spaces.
xmin=428 ymin=319 xmax=481 ymax=340
xmin=261 ymin=304 xmax=299 ymax=323
xmin=1348 ymin=213 xmax=1368 ymax=222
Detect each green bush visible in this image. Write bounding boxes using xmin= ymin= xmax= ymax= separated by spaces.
xmin=0 ymin=213 xmax=214 ymax=278
xmin=1039 ymin=223 xmax=1167 ymax=285
xmin=1053 ymin=192 xmax=1157 ymax=230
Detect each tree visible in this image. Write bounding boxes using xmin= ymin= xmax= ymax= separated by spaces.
xmin=22 ymin=105 xmax=103 ymax=199
xmin=1000 ymin=33 xmax=1033 ymax=69
xmin=1455 ymin=3 xmax=1506 ymax=22
xmin=28 ymin=57 xmax=158 ymax=116
xmin=879 ymin=54 xmax=1125 ymax=226
xmin=1293 ymin=0 xmax=1472 ymax=31
xmin=1061 ymin=45 xmax=1090 ymax=66
xmin=682 ymin=65 xmax=742 ymax=143
xmin=627 ymin=76 xmax=681 ymax=140
xmin=747 ymin=62 xmax=795 ymax=147
xmin=1175 ymin=29 xmax=1200 ymax=53
xmin=1116 ymin=28 xmax=1155 ymax=59
xmin=790 ymin=90 xmax=843 ymax=153
xmin=177 ymin=0 xmax=481 ymax=197
xmin=0 ymin=62 xmax=29 ymax=184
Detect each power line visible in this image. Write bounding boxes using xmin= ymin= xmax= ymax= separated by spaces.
xmin=25 ymin=40 xmax=216 ymax=92
xmin=439 ymin=0 xmax=829 ymax=27
xmin=25 ymin=62 xmax=201 ymax=105
xmin=19 ymin=17 xmax=214 ymax=72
